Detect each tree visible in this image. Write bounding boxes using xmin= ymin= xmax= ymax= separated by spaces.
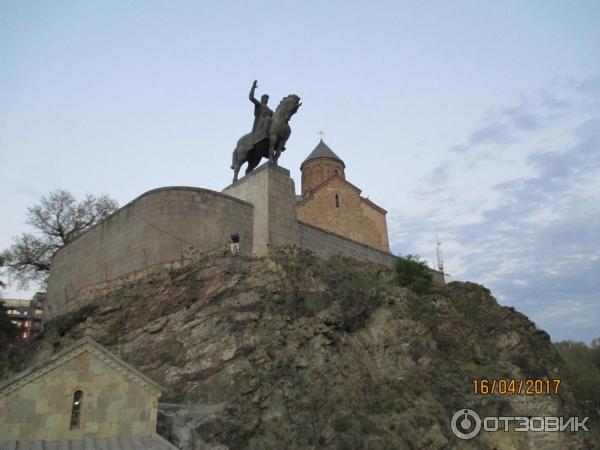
xmin=555 ymin=340 xmax=600 ymax=406
xmin=1 ymin=190 xmax=118 ymax=288
xmin=0 ymin=254 xmax=5 ymax=289
xmin=394 ymin=254 xmax=434 ymax=294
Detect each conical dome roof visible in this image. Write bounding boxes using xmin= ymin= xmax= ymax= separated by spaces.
xmin=301 ymin=139 xmax=345 ymax=168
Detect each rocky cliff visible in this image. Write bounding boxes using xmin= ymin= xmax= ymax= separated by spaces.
xmin=3 ymin=249 xmax=596 ymax=449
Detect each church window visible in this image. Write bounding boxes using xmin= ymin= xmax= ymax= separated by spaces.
xmin=70 ymin=390 xmax=84 ymax=429
xmin=335 ymin=194 xmax=340 ymax=208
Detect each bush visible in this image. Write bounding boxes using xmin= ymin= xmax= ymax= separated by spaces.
xmin=555 ymin=340 xmax=600 ymax=406
xmin=394 ymin=255 xmax=433 ymax=294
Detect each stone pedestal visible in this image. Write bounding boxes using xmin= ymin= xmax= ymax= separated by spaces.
xmin=222 ymin=162 xmax=299 ymax=256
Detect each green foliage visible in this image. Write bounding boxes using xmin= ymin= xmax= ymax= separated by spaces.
xmin=394 ymin=255 xmax=433 ymax=294
xmin=555 ymin=340 xmax=600 ymax=405
xmin=0 ymin=305 xmax=17 ymax=351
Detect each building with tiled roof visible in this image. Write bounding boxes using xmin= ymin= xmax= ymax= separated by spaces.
xmin=0 ymin=337 xmax=177 ymax=449
xmin=297 ymin=139 xmax=390 ymax=252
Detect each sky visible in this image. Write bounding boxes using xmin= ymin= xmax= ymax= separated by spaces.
xmin=1 ymin=1 xmax=599 ymax=343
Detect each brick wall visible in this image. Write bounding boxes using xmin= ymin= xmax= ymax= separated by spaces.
xmin=301 ymin=158 xmax=345 ymax=195
xmin=358 ymin=199 xmax=390 ymax=252
xmin=46 ymin=187 xmax=254 ymax=320
xmin=298 ymin=220 xmax=396 ymax=268
xmin=297 ymin=176 xmax=389 ymax=252
xmin=298 ymin=221 xmax=445 ymax=284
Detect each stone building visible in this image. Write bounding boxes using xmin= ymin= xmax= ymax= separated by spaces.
xmin=297 ymin=140 xmax=389 ymax=252
xmin=0 ymin=337 xmax=176 ymax=449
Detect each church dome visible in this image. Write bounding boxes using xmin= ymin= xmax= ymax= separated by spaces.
xmin=300 ymin=139 xmax=345 ymax=195
xmin=301 ymin=139 xmax=345 ymax=169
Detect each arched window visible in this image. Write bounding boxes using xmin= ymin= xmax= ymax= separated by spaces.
xmin=335 ymin=194 xmax=340 ymax=208
xmin=70 ymin=390 xmax=83 ymax=429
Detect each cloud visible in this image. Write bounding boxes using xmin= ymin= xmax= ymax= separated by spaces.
xmin=500 ymin=97 xmax=543 ymax=131
xmin=410 ymin=161 xmax=454 ymax=197
xmin=451 ymin=97 xmax=544 ymax=154
xmin=448 ymin=83 xmax=594 ymax=156
xmin=469 ymin=123 xmax=516 ymax=146
xmin=493 ymin=118 xmax=600 ymax=203
xmin=390 ymin=69 xmax=600 ymax=343
xmin=539 ymin=90 xmax=571 ymax=112
xmin=574 ymin=74 xmax=600 ymax=95
xmin=430 ymin=163 xmax=451 ymax=185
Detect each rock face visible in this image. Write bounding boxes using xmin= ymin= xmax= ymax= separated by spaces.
xmin=3 ymin=249 xmax=595 ymax=449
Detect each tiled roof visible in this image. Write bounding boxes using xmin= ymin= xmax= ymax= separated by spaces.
xmin=301 ymin=140 xmax=345 ymax=167
xmin=0 ymin=434 xmax=179 ymax=450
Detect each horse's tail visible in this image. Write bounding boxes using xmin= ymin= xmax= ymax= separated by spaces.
xmin=231 ymin=147 xmax=237 ymax=169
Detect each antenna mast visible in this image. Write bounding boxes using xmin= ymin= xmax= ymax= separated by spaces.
xmin=435 ymin=235 xmax=444 ymax=274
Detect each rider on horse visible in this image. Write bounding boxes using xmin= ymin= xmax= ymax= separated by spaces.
xmin=248 ymin=80 xmax=273 ymax=148
xmin=231 ymin=81 xmax=301 ymax=182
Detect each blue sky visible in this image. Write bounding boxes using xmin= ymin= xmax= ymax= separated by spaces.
xmin=1 ymin=1 xmax=599 ymax=343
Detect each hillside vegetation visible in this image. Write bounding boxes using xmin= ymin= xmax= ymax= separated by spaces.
xmin=2 ymin=248 xmax=597 ymax=449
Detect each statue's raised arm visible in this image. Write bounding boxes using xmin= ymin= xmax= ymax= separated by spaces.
xmin=248 ymin=80 xmax=271 ymax=134
xmin=249 ymin=80 xmax=260 ymax=106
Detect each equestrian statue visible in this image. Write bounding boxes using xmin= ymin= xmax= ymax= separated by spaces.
xmin=231 ymin=80 xmax=301 ymax=182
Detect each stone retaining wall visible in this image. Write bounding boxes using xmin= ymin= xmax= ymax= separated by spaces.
xmin=298 ymin=220 xmax=396 ymax=268
xmin=46 ymin=187 xmax=254 ymax=320
xmin=298 ymin=221 xmax=445 ymax=284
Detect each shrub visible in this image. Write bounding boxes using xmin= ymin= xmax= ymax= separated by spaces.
xmin=555 ymin=340 xmax=600 ymax=406
xmin=394 ymin=255 xmax=433 ymax=294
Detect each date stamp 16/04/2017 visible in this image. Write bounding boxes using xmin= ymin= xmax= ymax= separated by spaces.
xmin=472 ymin=378 xmax=561 ymax=396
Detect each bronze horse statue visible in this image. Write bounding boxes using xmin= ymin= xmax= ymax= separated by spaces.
xmin=231 ymin=94 xmax=301 ymax=182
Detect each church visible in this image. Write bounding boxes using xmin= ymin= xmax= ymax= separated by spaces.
xmin=0 ymin=337 xmax=176 ymax=448
xmin=296 ymin=139 xmax=389 ymax=253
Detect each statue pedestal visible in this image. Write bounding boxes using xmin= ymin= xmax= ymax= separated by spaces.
xmin=222 ymin=162 xmax=299 ymax=256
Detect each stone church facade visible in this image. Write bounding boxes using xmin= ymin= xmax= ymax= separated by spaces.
xmin=0 ymin=337 xmax=175 ymax=448
xmin=296 ymin=140 xmax=389 ymax=252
